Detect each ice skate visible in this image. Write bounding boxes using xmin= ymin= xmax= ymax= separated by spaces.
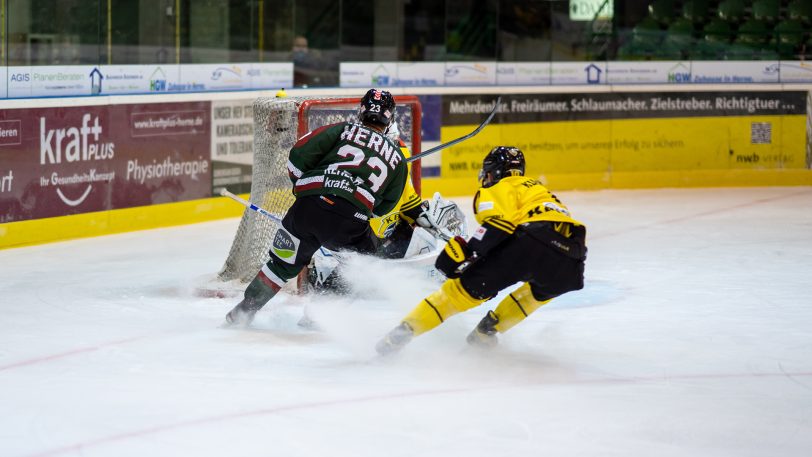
xmin=466 ymin=311 xmax=499 ymax=348
xmin=375 ymin=322 xmax=414 ymax=356
xmin=224 ymin=301 xmax=257 ymax=327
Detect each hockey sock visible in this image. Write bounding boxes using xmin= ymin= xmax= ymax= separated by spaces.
xmin=241 ymin=268 xmax=284 ymax=312
xmin=491 ymin=282 xmax=551 ymax=333
xmin=403 ymin=278 xmax=485 ymax=335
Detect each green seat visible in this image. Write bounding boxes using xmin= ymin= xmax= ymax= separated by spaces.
xmin=682 ymin=0 xmax=709 ymax=24
xmin=703 ymin=18 xmax=733 ymax=42
xmin=693 ymin=19 xmax=731 ymax=60
xmin=718 ymin=0 xmax=746 ymax=23
xmin=665 ymin=18 xmax=695 ymax=50
xmin=617 ymin=17 xmax=663 ymax=60
xmin=776 ymin=19 xmax=805 ymax=46
xmin=648 ymin=0 xmax=676 ymax=25
xmin=691 ymin=39 xmax=726 ymax=60
xmin=632 ymin=16 xmax=664 ymax=43
xmin=618 ymin=40 xmax=655 ymax=60
xmin=724 ymin=42 xmax=758 ymax=60
xmin=734 ymin=19 xmax=770 ymax=47
xmin=752 ymin=0 xmax=780 ymax=23
xmin=788 ymin=0 xmax=812 ymax=24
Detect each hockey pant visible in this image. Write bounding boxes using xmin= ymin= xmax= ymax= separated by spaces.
xmin=403 ymin=222 xmax=585 ymax=335
xmin=242 ymin=195 xmax=376 ymax=309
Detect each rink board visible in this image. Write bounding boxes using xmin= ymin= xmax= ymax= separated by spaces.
xmin=2 ymin=87 xmax=811 ymax=248
xmin=428 ymin=114 xmax=810 ymax=196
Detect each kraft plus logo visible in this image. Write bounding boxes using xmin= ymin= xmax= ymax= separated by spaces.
xmin=40 ymin=114 xmax=117 ymax=207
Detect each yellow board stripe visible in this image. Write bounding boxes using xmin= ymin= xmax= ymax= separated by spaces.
xmin=0 ymin=195 xmax=247 ymax=249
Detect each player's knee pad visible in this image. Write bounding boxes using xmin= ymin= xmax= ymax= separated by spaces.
xmin=492 ymin=282 xmax=552 ymax=333
xmin=270 ymin=226 xmax=302 ymax=265
xmin=404 ymin=278 xmax=485 ymax=335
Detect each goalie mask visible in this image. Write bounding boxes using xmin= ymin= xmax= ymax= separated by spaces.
xmin=479 ymin=146 xmax=525 ymax=188
xmin=359 ymin=89 xmax=396 ymax=128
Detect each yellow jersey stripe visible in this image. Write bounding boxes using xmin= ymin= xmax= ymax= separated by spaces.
xmin=485 ymin=218 xmax=516 ymax=234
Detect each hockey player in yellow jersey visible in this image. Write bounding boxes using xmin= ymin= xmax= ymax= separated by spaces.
xmin=376 ymin=146 xmax=587 ymax=354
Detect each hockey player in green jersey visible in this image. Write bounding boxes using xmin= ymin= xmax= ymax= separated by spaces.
xmin=376 ymin=146 xmax=588 ymax=354
xmin=225 ymin=89 xmax=409 ymax=326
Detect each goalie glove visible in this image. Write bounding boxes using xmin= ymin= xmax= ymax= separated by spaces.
xmin=406 ymin=192 xmax=464 ymax=241
xmin=413 ymin=201 xmax=434 ymax=229
xmin=403 ymin=200 xmax=439 ymax=231
xmin=435 ymin=236 xmax=472 ymax=278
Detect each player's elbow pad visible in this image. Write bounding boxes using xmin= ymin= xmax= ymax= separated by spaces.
xmin=435 ymin=236 xmax=471 ymax=278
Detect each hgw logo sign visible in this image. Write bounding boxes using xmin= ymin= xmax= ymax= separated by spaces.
xmin=39 ymin=113 xmax=116 ymax=207
xmin=668 ymin=63 xmax=691 ymax=83
xmin=150 ymin=67 xmax=167 ymax=91
xmin=371 ymin=65 xmax=391 ymax=85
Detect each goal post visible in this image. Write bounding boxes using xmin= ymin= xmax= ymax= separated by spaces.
xmin=215 ymin=95 xmax=423 ymax=289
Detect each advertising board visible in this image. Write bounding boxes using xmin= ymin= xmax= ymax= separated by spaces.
xmin=0 ymin=101 xmax=212 ymax=223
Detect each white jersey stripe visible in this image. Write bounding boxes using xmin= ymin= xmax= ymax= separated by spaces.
xmin=294 ymin=175 xmax=324 ymax=187
xmin=260 ymin=264 xmax=287 ymax=288
xmin=355 ymin=187 xmax=374 ymax=205
xmin=287 ymin=161 xmax=304 ymax=178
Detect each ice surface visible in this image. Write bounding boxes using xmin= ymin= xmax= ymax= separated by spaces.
xmin=1 ymin=187 xmax=811 ymax=457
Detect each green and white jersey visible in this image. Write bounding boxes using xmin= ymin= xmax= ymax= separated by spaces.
xmin=287 ymin=122 xmax=408 ymax=217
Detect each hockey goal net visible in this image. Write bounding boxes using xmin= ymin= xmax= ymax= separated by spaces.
xmin=213 ymin=95 xmax=422 ymax=292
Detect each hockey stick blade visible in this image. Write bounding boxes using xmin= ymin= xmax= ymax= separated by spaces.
xmin=406 ymin=96 xmax=502 ymax=163
xmin=220 ymin=188 xmax=284 ymax=224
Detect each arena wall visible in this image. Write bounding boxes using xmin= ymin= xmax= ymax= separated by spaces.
xmin=1 ymin=85 xmax=810 ymax=248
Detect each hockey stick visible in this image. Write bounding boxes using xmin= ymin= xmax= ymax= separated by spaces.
xmin=219 ymin=188 xmax=284 ymax=224
xmin=406 ymin=96 xmax=502 ymax=163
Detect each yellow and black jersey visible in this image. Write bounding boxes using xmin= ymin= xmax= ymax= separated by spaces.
xmin=473 ymin=176 xmax=583 ymax=238
xmin=369 ymin=140 xmax=422 ymax=238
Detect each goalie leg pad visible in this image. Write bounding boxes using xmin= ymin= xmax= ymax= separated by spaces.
xmin=403 ymin=278 xmax=486 ymax=335
xmin=491 ymin=282 xmax=552 ymax=333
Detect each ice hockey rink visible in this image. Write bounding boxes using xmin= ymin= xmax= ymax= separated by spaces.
xmin=1 ymin=186 xmax=811 ymax=457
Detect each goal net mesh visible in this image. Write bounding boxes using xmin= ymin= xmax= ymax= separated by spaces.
xmin=217 ymin=95 xmax=422 ymax=285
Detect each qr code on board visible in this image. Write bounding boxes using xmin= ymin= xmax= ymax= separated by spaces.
xmin=751 ymin=122 xmax=771 ymax=144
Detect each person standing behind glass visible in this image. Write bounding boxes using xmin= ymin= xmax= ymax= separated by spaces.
xmin=291 ymin=35 xmax=324 ymax=87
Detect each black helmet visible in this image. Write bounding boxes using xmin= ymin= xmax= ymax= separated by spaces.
xmin=479 ymin=146 xmax=525 ymax=187
xmin=359 ymin=89 xmax=396 ymax=128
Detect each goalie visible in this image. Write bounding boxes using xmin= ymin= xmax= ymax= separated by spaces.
xmin=376 ymin=146 xmax=588 ymax=354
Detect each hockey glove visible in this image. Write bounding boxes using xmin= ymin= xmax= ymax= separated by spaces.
xmin=435 ymin=236 xmax=472 ymax=278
